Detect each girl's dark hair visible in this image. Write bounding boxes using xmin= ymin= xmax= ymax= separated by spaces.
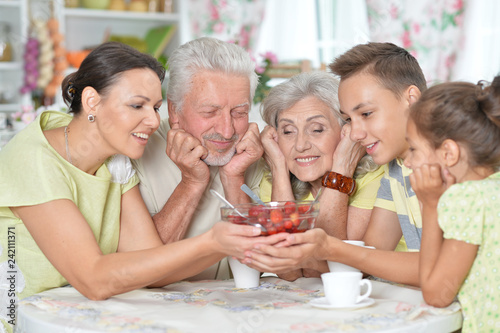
xmin=61 ymin=42 xmax=165 ymax=114
xmin=410 ymin=75 xmax=500 ymax=169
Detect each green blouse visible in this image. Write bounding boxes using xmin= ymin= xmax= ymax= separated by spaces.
xmin=438 ymin=172 xmax=500 ymax=332
xmin=0 ymin=111 xmax=138 ymax=332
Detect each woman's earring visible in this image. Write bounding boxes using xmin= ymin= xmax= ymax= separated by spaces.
xmin=88 ymin=114 xmax=96 ymax=122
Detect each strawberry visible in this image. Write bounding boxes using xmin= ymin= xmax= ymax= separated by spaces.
xmin=284 ymin=201 xmax=296 ymax=215
xmin=249 ymin=205 xmax=265 ymax=217
xmin=298 ymin=205 xmax=310 ymax=214
xmin=289 ymin=212 xmax=300 ymax=226
xmin=270 ymin=209 xmax=284 ymax=224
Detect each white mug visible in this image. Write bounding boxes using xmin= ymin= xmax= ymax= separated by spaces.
xmin=321 ymin=271 xmax=372 ymax=307
xmin=327 ymin=240 xmax=365 ymax=273
xmin=227 ymin=256 xmax=260 ymax=288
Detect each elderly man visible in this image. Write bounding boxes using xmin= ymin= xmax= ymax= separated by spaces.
xmin=132 ymin=37 xmax=264 ymax=280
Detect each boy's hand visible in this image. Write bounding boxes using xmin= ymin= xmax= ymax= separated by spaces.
xmin=331 ymin=124 xmax=366 ymax=176
xmin=410 ymin=164 xmax=456 ymax=207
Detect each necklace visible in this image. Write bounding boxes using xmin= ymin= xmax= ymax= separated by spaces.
xmin=64 ymin=126 xmax=73 ymax=165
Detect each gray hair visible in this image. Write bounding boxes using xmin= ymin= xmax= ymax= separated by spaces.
xmin=261 ymin=71 xmax=378 ymax=200
xmin=166 ymin=37 xmax=258 ymax=112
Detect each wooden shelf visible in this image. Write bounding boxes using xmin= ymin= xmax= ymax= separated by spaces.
xmin=0 ymin=1 xmax=21 ymax=7
xmin=0 ymin=103 xmax=20 ymax=112
xmin=63 ymin=8 xmax=179 ymax=22
xmin=0 ymin=62 xmax=22 ymax=70
xmin=60 ymin=4 xmax=183 ymax=53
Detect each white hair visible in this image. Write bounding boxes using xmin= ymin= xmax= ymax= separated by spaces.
xmin=166 ymin=37 xmax=258 ymax=112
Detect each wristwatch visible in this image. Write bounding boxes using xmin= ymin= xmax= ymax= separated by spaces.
xmin=321 ymin=171 xmax=356 ymax=195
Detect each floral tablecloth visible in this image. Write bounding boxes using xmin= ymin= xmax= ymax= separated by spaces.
xmin=15 ymin=277 xmax=462 ymax=333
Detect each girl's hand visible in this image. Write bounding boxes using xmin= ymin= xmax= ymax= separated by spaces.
xmin=331 ymin=124 xmax=366 ymax=176
xmin=260 ymin=125 xmax=288 ymax=174
xmin=410 ymin=164 xmax=456 ymax=207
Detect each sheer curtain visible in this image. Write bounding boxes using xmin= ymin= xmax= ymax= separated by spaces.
xmin=451 ymin=0 xmax=500 ymax=83
xmin=254 ymin=0 xmax=369 ymax=69
xmin=316 ymin=0 xmax=370 ymax=66
xmin=255 ymin=0 xmax=319 ymax=67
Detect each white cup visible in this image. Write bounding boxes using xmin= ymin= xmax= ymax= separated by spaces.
xmin=343 ymin=240 xmax=365 ymax=246
xmin=321 ymin=271 xmax=372 ymax=307
xmin=227 ymin=256 xmax=260 ymax=288
xmin=327 ymin=240 xmax=365 ymax=273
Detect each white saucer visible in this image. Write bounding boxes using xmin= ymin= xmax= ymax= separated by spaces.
xmin=309 ymin=297 xmax=375 ymax=310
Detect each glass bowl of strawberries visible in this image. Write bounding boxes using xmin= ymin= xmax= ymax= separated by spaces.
xmin=221 ymin=200 xmax=319 ymax=236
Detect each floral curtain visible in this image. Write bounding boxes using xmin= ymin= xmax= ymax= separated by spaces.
xmin=366 ymin=0 xmax=466 ymax=85
xmin=188 ymin=0 xmax=266 ymax=55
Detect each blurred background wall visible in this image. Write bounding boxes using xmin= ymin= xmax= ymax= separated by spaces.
xmin=188 ymin=0 xmax=500 ymax=85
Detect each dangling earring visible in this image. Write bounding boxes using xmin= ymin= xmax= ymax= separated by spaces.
xmin=88 ymin=114 xmax=96 ymax=122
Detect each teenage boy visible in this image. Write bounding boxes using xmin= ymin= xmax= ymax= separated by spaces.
xmin=246 ymin=42 xmax=427 ymax=286
xmin=332 ymin=42 xmax=427 ymax=253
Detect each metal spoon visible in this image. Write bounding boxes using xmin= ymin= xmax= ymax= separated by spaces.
xmin=210 ymin=189 xmax=247 ymax=219
xmin=210 ymin=189 xmax=267 ymax=233
xmin=240 ymin=184 xmax=265 ymax=205
xmin=306 ymin=187 xmax=323 ymax=213
xmin=298 ymin=187 xmax=323 ymax=230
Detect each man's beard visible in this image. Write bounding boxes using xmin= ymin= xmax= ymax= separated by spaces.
xmin=202 ymin=133 xmax=239 ymax=166
xmin=203 ymin=148 xmax=237 ymax=166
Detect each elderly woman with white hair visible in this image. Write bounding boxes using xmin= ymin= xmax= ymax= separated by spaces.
xmin=259 ymin=71 xmax=384 ymax=280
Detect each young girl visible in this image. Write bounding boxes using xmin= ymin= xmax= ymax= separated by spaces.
xmin=404 ymin=76 xmax=500 ymax=332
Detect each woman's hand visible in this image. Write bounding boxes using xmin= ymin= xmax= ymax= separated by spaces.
xmin=277 ymin=268 xmax=322 ymax=281
xmin=331 ymin=124 xmax=366 ymax=176
xmin=209 ymin=222 xmax=289 ymax=259
xmin=410 ymin=164 xmax=456 ymax=208
xmin=277 ymin=269 xmax=304 ymax=281
xmin=260 ymin=125 xmax=288 ymax=175
xmin=243 ymin=228 xmax=331 ymax=273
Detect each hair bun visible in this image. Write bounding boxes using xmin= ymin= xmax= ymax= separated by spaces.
xmin=491 ymin=75 xmax=500 ymax=96
xmin=476 ymin=76 xmax=500 ymax=128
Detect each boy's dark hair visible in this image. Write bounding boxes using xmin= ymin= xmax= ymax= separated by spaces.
xmin=329 ymin=42 xmax=427 ymax=98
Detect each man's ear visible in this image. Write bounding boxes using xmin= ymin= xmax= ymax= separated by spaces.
xmin=167 ymin=99 xmax=179 ymax=127
xmin=81 ymin=86 xmax=101 ymax=116
xmin=406 ymin=85 xmax=422 ymax=106
xmin=439 ymin=139 xmax=461 ymax=167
